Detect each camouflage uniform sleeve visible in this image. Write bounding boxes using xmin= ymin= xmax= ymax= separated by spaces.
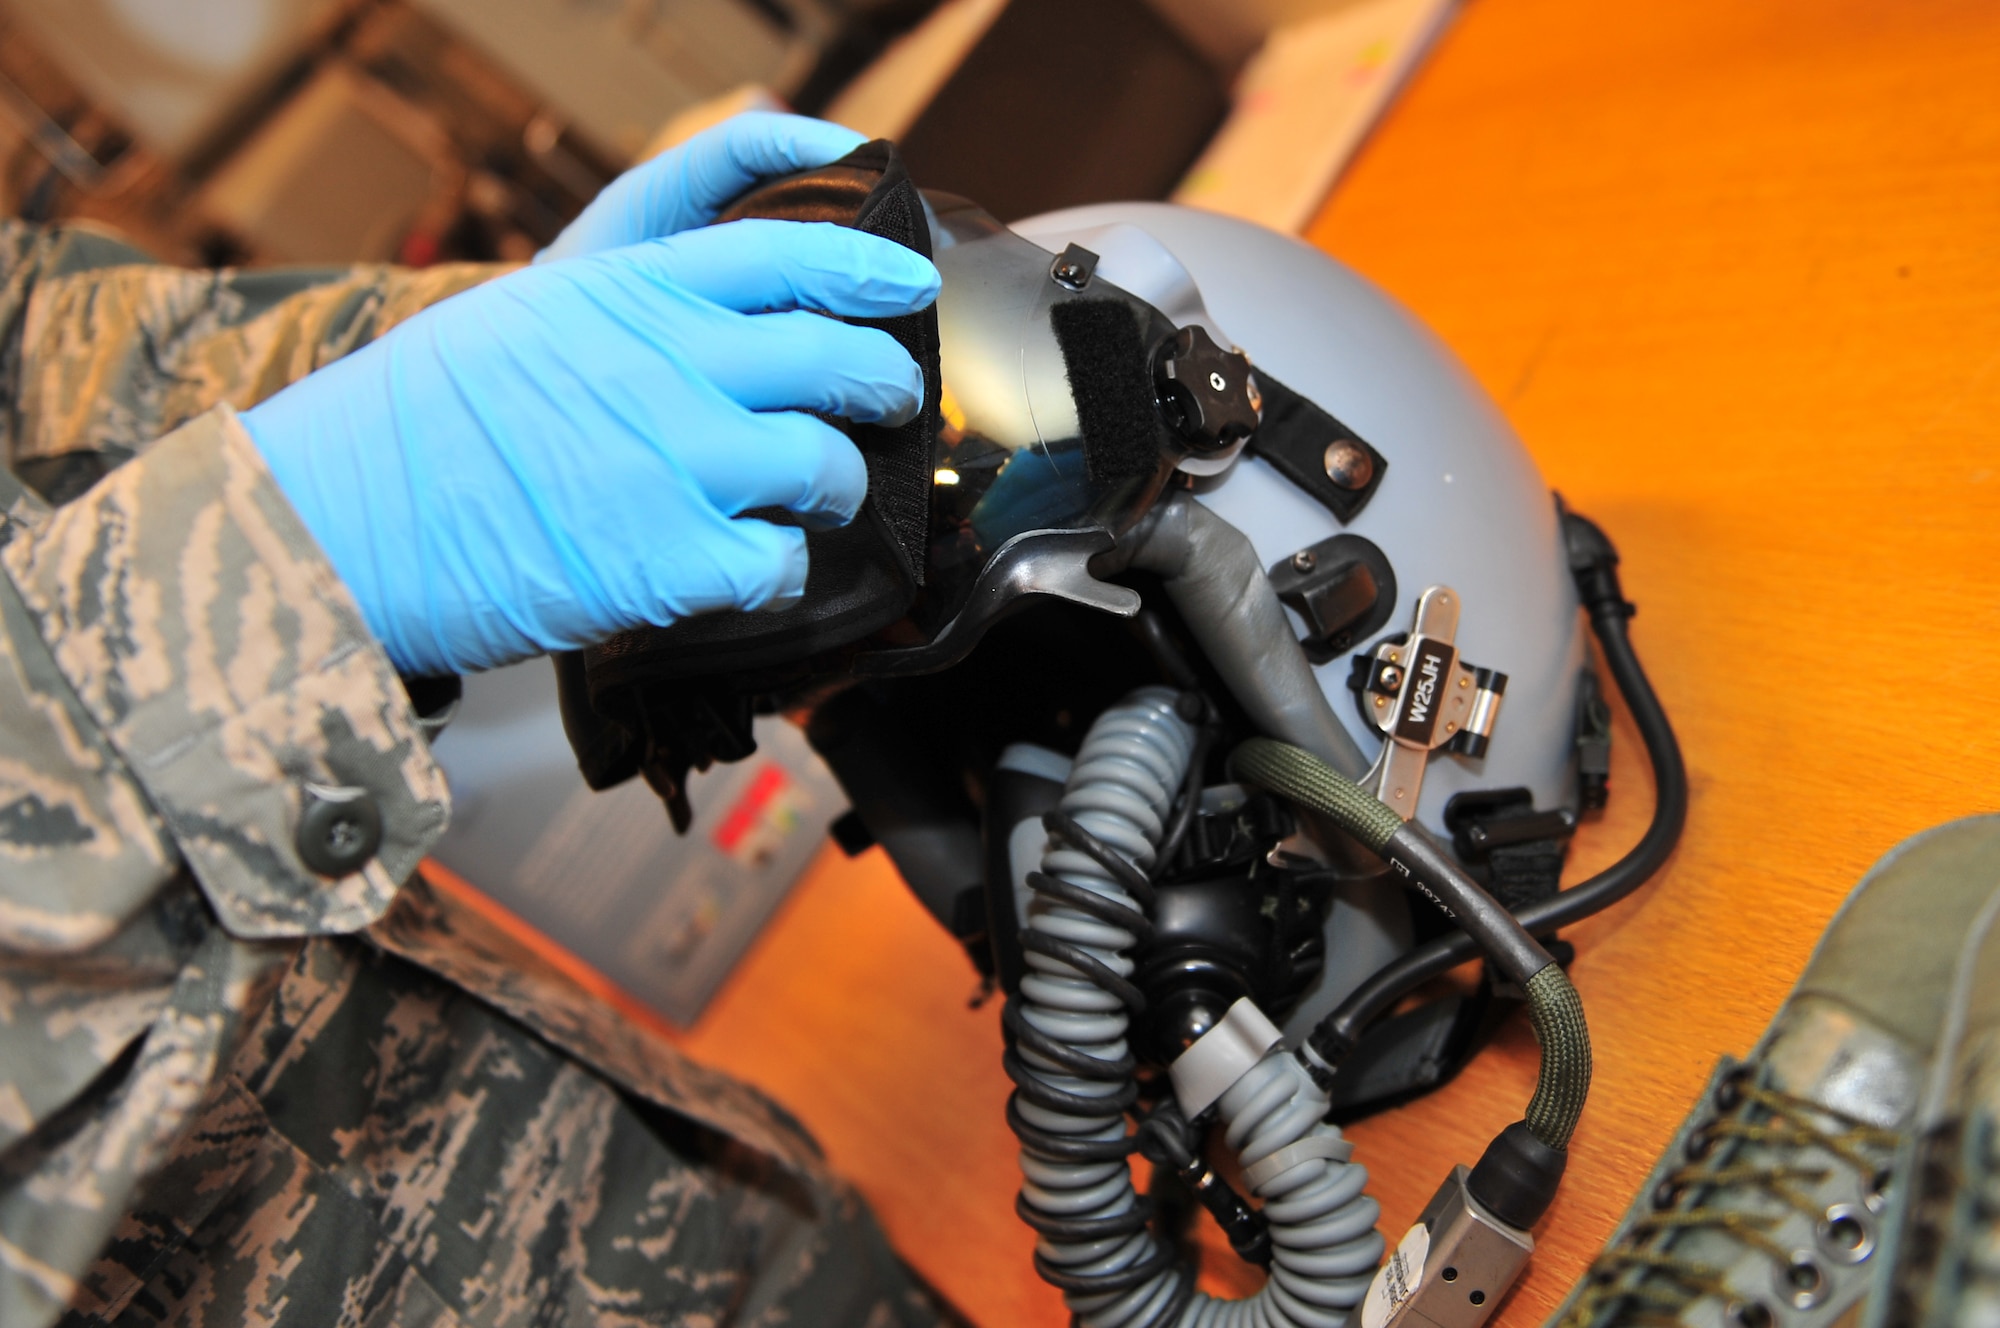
xmin=2 ymin=409 xmax=450 ymax=934
xmin=0 ymin=218 xmax=502 ymax=498
xmin=0 ymin=220 xmax=499 ymax=1326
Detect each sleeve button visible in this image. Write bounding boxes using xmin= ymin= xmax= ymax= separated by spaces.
xmin=297 ymin=783 xmax=383 ymax=876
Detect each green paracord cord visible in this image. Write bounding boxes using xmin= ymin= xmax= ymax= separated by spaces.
xmin=1228 ymin=736 xmax=1403 ymax=852
xmin=1229 ymin=735 xmax=1591 ymax=1154
xmin=1526 ymin=965 xmax=1591 ymax=1150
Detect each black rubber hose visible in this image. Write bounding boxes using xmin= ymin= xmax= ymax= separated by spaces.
xmin=1153 ymin=700 xmax=1214 ymax=877
xmin=1309 ymin=508 xmax=1687 ymax=1060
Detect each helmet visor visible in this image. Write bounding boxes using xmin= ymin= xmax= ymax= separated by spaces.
xmin=906 ymin=205 xmax=1191 ymax=641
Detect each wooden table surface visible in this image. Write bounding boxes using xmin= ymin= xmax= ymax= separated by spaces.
xmin=467 ymin=1 xmax=2000 ymax=1322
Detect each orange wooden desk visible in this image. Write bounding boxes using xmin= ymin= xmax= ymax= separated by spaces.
xmin=458 ymin=1 xmax=2000 ymax=1322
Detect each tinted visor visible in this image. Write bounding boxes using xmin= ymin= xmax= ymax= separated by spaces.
xmin=902 ymin=197 xmax=1191 ymax=642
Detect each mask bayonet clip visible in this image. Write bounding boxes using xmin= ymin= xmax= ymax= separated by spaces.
xmin=1358 ymin=586 xmax=1507 ymax=819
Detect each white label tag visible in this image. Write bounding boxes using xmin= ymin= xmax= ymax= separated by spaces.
xmin=1361 ymin=1221 xmax=1430 ymax=1328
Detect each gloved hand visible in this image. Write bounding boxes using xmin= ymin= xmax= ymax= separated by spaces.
xmin=539 ymin=111 xmax=866 ymax=263
xmin=243 ymin=220 xmax=940 ymax=678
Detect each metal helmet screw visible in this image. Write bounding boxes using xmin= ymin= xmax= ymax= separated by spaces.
xmin=1050 ymin=242 xmax=1097 ymax=290
xmin=1323 ymin=439 xmax=1376 ymax=490
xmin=1291 ymin=550 xmax=1316 ymax=573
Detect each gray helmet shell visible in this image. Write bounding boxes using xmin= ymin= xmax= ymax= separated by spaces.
xmin=1012 ymin=203 xmax=1586 ymax=839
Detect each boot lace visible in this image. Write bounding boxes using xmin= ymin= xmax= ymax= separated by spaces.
xmin=1557 ymin=1073 xmax=1899 ymax=1328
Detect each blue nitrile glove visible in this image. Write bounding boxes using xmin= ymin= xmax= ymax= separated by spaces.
xmin=539 ymin=111 xmax=866 ymax=263
xmin=242 ymin=219 xmax=940 ymax=678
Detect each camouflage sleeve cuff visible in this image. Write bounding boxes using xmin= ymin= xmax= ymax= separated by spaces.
xmin=0 ymin=404 xmax=450 ymax=938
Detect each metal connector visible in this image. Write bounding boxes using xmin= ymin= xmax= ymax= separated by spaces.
xmin=1360 ymin=1167 xmax=1534 ymax=1328
xmin=1449 ymin=667 xmax=1507 ymax=760
xmin=1358 ymin=587 xmax=1508 ymax=818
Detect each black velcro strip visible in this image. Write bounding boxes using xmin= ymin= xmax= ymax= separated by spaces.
xmin=1051 ymin=298 xmax=1166 ymax=486
xmin=848 ymin=147 xmax=938 ymax=586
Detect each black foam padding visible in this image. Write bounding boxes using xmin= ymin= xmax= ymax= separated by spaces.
xmin=1051 ymin=299 xmax=1168 ymax=486
xmin=713 ymin=140 xmax=937 ymax=586
xmin=846 ymin=174 xmax=934 ymax=580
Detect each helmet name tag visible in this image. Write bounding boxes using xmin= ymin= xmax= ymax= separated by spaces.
xmin=1395 ymin=639 xmax=1458 ymax=746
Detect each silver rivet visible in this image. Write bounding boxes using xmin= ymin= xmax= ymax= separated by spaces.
xmin=1776 ymin=1253 xmax=1827 ymax=1310
xmin=1380 ymin=666 xmax=1402 ymax=689
xmin=1817 ymin=1204 xmax=1875 ymax=1265
xmin=1323 ymin=440 xmax=1375 ymax=490
xmin=1291 ymin=550 xmax=1316 ymax=573
xmin=1726 ymin=1301 xmax=1774 ymax=1328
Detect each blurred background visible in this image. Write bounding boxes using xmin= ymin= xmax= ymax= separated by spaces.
xmin=0 ymin=0 xmax=1455 ymax=268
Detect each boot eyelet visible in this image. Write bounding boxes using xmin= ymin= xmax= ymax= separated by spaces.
xmin=1776 ymin=1252 xmax=1828 ymax=1310
xmin=1865 ymin=1166 xmax=1893 ymax=1214
xmin=1816 ymin=1204 xmax=1875 ymax=1264
xmin=1685 ymin=1127 xmax=1719 ymax=1162
xmin=1727 ymin=1298 xmax=1775 ymax=1328
xmin=1715 ymin=1067 xmax=1752 ymax=1112
xmin=1652 ymin=1179 xmax=1683 ymax=1210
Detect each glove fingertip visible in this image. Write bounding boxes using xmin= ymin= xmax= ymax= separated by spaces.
xmin=737 ymin=520 xmax=811 ymax=609
xmin=846 ymin=231 xmax=942 ymax=300
xmin=877 ymin=388 xmax=923 ymax=431
xmin=640 ymin=518 xmax=810 ymax=619
xmin=814 ymin=432 xmax=870 ymax=524
xmin=850 ymin=350 xmax=926 ymax=428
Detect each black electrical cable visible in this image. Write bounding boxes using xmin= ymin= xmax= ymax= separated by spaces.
xmin=1008 ymin=809 xmax=1185 ymax=1320
xmin=1308 ymin=508 xmax=1687 ymax=1062
xmin=1153 ymin=696 xmax=1215 ymax=875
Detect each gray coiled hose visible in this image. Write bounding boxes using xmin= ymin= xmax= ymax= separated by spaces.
xmin=1010 ymin=688 xmax=1384 ymax=1328
xmin=1181 ymin=1057 xmax=1384 ymax=1328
